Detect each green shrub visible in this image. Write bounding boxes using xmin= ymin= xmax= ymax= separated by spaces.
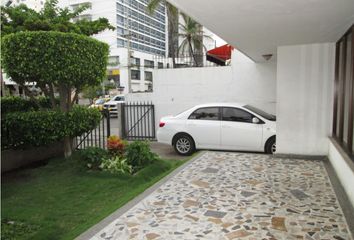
xmin=79 ymin=147 xmax=108 ymax=170
xmin=1 ymin=96 xmax=60 ymax=115
xmin=1 ymin=106 xmax=101 ymax=149
xmin=100 ymin=156 xmax=133 ymax=174
xmin=2 ymin=31 xmax=109 ymax=92
xmin=125 ymin=141 xmax=158 ymax=172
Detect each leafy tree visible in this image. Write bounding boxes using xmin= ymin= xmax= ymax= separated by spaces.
xmin=0 ymin=0 xmax=114 ymax=106
xmin=178 ymin=13 xmax=210 ymax=67
xmin=82 ymin=85 xmax=103 ymax=104
xmin=1 ymin=31 xmax=109 ymax=157
xmin=147 ymin=0 xmax=178 ymax=67
xmin=0 ymin=0 xmax=114 ymax=36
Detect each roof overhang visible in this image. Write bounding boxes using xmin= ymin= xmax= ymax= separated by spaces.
xmin=168 ymin=0 xmax=354 ymax=62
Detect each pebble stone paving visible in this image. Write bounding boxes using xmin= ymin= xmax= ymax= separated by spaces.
xmin=91 ymin=152 xmax=352 ymax=240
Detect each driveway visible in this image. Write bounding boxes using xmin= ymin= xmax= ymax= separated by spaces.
xmin=85 ymin=152 xmax=351 ymax=240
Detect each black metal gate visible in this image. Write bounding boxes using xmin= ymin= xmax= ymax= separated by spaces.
xmin=75 ymin=110 xmax=111 ymax=149
xmin=121 ymin=102 xmax=156 ymax=140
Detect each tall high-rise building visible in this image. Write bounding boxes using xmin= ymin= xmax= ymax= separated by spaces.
xmin=3 ymin=0 xmax=168 ymax=93
xmin=2 ymin=0 xmax=44 ymax=11
xmin=116 ymin=0 xmax=166 ymax=56
xmin=65 ymin=0 xmax=168 ymax=93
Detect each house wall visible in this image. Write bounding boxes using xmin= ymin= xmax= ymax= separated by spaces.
xmin=127 ymin=51 xmax=277 ymax=129
xmin=328 ymin=139 xmax=354 ymax=207
xmin=276 ymin=42 xmax=335 ymax=155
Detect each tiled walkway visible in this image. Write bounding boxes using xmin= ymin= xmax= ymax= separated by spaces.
xmin=91 ymin=152 xmax=352 ymax=240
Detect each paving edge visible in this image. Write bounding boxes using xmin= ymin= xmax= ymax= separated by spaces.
xmin=323 ymin=157 xmax=354 ymax=239
xmin=75 ymin=151 xmax=207 ymax=240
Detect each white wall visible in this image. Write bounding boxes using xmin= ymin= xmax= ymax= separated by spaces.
xmin=328 ymin=140 xmax=354 ymax=207
xmin=127 ymin=51 xmax=277 ymax=128
xmin=276 ymin=43 xmax=335 ymax=155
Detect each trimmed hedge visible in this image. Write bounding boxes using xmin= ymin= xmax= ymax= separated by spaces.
xmin=1 ymin=31 xmax=109 ymax=88
xmin=1 ymin=96 xmax=60 ymax=115
xmin=1 ymin=106 xmax=101 ymax=149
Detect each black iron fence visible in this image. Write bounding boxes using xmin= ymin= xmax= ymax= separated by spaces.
xmin=121 ymin=102 xmax=156 ymax=140
xmin=153 ymin=53 xmax=225 ymax=69
xmin=75 ymin=110 xmax=111 ymax=149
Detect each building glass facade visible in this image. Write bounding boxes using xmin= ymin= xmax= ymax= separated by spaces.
xmin=116 ymin=0 xmax=166 ymax=56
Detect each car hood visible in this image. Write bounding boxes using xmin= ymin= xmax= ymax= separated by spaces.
xmin=104 ymin=101 xmax=124 ymax=105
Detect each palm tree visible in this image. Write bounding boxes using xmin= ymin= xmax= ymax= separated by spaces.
xmin=178 ymin=13 xmax=210 ymax=67
xmin=147 ymin=0 xmax=178 ymax=67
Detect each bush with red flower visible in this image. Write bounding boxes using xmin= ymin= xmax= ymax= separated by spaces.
xmin=107 ymin=135 xmax=127 ymax=157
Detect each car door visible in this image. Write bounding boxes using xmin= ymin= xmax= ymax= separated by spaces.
xmin=221 ymin=107 xmax=263 ymax=151
xmin=185 ymin=107 xmax=221 ymax=149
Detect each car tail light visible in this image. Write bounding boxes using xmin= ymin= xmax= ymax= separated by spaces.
xmin=159 ymin=122 xmax=165 ymax=127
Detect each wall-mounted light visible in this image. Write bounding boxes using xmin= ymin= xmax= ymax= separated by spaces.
xmin=262 ymin=54 xmax=273 ymax=61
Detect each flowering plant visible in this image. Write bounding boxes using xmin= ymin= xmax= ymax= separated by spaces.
xmin=107 ymin=135 xmax=126 ymax=157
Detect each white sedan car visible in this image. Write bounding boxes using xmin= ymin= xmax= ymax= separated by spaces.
xmin=103 ymin=95 xmax=125 ymax=117
xmin=157 ymin=103 xmax=276 ymax=155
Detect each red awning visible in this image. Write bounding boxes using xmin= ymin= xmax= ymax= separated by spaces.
xmin=206 ymin=44 xmax=234 ymax=66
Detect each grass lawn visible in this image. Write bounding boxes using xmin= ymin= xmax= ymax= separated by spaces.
xmin=1 ymin=153 xmax=187 ymax=240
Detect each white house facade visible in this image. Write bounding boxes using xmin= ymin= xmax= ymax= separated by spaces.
xmin=129 ymin=0 xmax=354 ymax=211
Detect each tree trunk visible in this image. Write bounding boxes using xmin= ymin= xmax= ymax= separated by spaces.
xmin=58 ymin=84 xmax=73 ymax=158
xmin=195 ymin=23 xmax=204 ymax=67
xmin=63 ymin=137 xmax=72 ymax=158
xmin=167 ymin=6 xmax=178 ymax=68
xmin=48 ymin=83 xmax=56 ymax=109
xmin=188 ymin=39 xmax=198 ymax=67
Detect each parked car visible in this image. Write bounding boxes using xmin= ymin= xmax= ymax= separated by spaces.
xmin=157 ymin=103 xmax=276 ymax=155
xmin=89 ymin=98 xmax=110 ymax=111
xmin=103 ymin=95 xmax=125 ymax=117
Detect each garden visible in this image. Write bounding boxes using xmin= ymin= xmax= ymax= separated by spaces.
xmin=1 ymin=1 xmax=188 ymax=239
xmin=1 ymin=137 xmax=186 ymax=239
xmin=1 ymin=97 xmax=187 ymax=240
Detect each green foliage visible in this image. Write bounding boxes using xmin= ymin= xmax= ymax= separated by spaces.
xmin=1 ymin=106 xmax=101 ymax=149
xmin=178 ymin=13 xmax=210 ymax=66
xmin=100 ymin=156 xmax=133 ymax=174
xmin=1 ymin=153 xmax=185 ymax=239
xmin=125 ymin=141 xmax=158 ymax=171
xmin=1 ymin=0 xmax=114 ymax=36
xmin=82 ymin=85 xmax=103 ymax=101
xmin=79 ymin=147 xmax=109 ymax=170
xmin=1 ymin=96 xmax=60 ymax=115
xmin=1 ymin=31 xmax=109 ymax=91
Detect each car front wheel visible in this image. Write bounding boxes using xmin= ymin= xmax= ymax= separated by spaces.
xmin=265 ymin=137 xmax=276 ymax=154
xmin=174 ymin=134 xmax=195 ymax=156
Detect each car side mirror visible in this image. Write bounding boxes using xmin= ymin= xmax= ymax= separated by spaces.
xmin=252 ymin=117 xmax=260 ymax=124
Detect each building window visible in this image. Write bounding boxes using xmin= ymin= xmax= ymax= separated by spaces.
xmin=131 ymin=57 xmax=140 ymax=66
xmin=131 ymin=69 xmax=140 ymax=80
xmin=117 ymin=39 xmax=126 ymax=47
xmin=117 ymin=27 xmax=124 ymax=35
xmin=144 ymin=60 xmax=154 ymax=68
xmin=332 ymin=25 xmax=354 ymax=158
xmin=145 ymin=71 xmax=153 ymax=81
xmin=108 ymin=56 xmax=119 ymax=66
xmin=158 ymin=62 xmax=163 ymax=69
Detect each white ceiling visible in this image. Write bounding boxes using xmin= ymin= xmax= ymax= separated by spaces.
xmin=168 ymin=0 xmax=354 ymax=62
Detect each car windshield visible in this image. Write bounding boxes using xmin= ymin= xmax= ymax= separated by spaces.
xmin=115 ymin=96 xmax=124 ymax=101
xmin=244 ymin=105 xmax=276 ymax=121
xmin=95 ymin=99 xmax=106 ymax=104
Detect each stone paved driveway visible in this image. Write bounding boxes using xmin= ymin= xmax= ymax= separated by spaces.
xmin=91 ymin=152 xmax=352 ymax=240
